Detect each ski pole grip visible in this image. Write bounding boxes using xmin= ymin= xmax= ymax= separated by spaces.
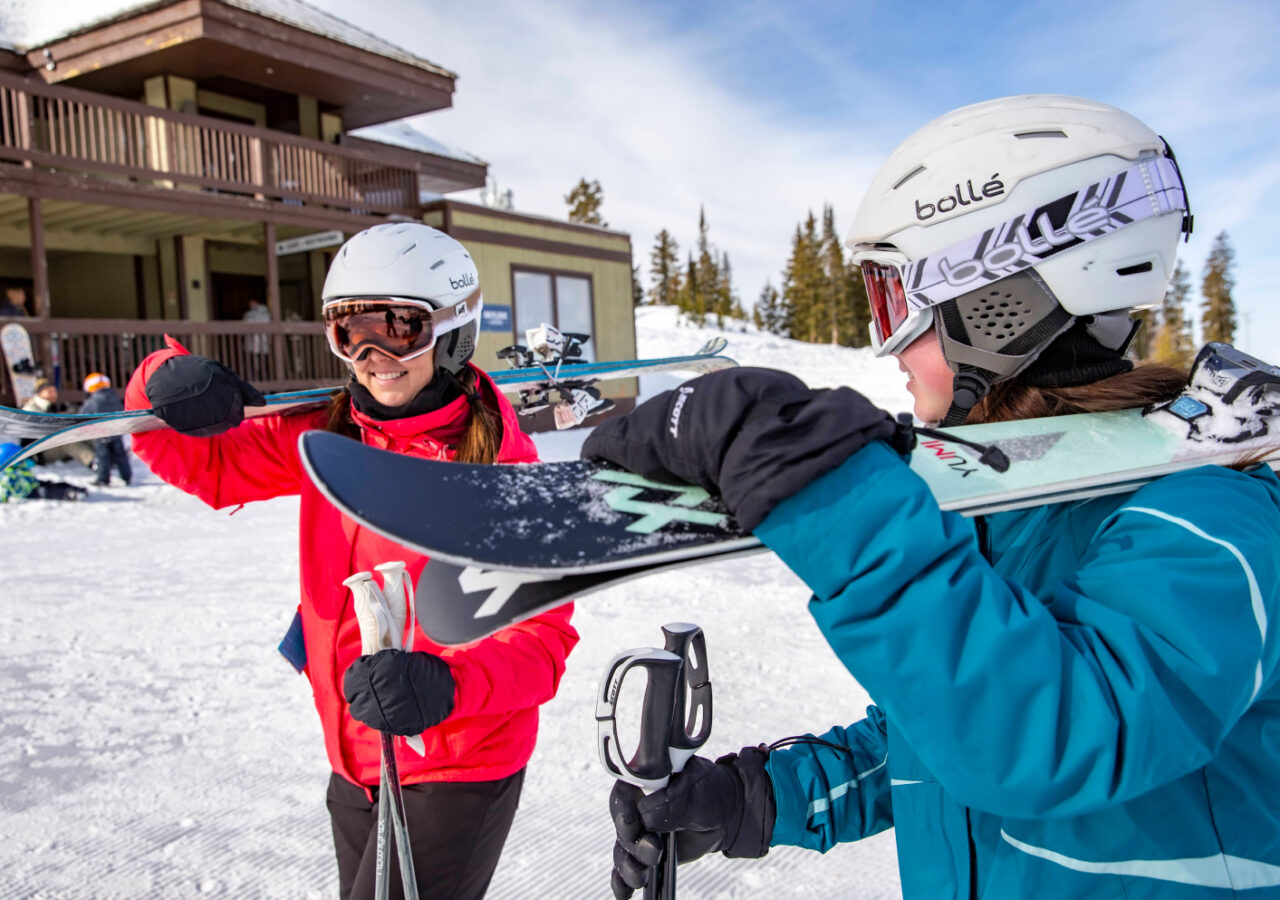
xmin=596 ymin=649 xmax=683 ymax=792
xmin=374 ymin=561 xmax=410 ymax=651
xmin=345 ymin=572 xmax=393 ymax=656
xmin=662 ymin=623 xmax=713 ymax=774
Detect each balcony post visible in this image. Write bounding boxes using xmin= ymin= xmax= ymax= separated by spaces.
xmin=250 ymin=135 xmax=265 ymax=201
xmin=264 ymin=221 xmax=284 ymax=382
xmin=28 ymin=197 xmax=48 ymax=318
xmin=15 ymin=89 xmax=33 ymax=165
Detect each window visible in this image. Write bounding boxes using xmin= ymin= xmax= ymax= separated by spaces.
xmin=512 ymin=268 xmax=596 ymax=361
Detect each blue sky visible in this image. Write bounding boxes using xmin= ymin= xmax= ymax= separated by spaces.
xmin=317 ymin=0 xmax=1280 ymax=358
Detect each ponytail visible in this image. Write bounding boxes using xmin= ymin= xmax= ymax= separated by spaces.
xmin=450 ymin=367 xmax=504 ymax=464
xmin=966 ymin=362 xmax=1189 ymax=425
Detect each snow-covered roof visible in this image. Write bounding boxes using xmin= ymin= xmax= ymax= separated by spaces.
xmin=349 ymin=121 xmax=485 ymax=167
xmin=0 ymin=0 xmax=454 ymax=78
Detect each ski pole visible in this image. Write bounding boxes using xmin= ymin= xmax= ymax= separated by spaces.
xmin=347 ymin=572 xmax=420 ymax=900
xmin=596 ymin=623 xmax=713 ymax=900
xmin=373 ymin=561 xmax=425 ymax=757
xmin=653 ymin=623 xmax=713 ymax=900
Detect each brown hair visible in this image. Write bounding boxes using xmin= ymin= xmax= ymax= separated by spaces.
xmin=325 ymin=367 xmax=505 ymax=464
xmin=965 ymin=363 xmax=1190 ymax=425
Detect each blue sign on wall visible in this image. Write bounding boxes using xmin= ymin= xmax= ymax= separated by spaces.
xmin=481 ymin=305 xmax=512 ymax=332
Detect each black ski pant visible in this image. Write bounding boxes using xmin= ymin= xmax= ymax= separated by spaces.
xmin=327 ymin=768 xmax=524 ymax=900
xmin=92 ymin=437 xmax=131 ymax=485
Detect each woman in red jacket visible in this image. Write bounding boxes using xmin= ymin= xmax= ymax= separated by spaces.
xmin=126 ymin=223 xmax=578 ymax=900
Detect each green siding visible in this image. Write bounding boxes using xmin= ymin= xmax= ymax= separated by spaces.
xmin=466 ymin=241 xmax=636 ymax=398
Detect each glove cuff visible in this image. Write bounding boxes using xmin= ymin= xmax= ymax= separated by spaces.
xmin=720 ymin=746 xmax=776 ymax=859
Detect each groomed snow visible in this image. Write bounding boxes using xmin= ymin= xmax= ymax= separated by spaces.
xmin=0 ymin=307 xmax=912 ymax=898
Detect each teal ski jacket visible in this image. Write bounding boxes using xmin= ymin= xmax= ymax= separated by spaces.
xmin=756 ymin=440 xmax=1280 ymax=899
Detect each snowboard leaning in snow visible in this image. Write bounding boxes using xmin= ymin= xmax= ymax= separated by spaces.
xmin=2 ymin=321 xmax=41 ymax=408
xmin=299 ymin=342 xmax=1280 ymax=646
xmin=0 ymin=342 xmax=737 ymax=469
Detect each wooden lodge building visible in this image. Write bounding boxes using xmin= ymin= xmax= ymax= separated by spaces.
xmin=0 ymin=0 xmax=637 ymax=419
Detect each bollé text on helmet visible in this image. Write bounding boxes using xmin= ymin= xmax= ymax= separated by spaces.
xmin=449 ymin=272 xmax=477 ymax=291
xmin=935 ymin=204 xmax=1115 ymax=290
xmin=915 ymin=175 xmax=1005 ymax=221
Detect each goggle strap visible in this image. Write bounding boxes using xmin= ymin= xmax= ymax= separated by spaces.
xmin=900 ymin=156 xmax=1188 ymax=312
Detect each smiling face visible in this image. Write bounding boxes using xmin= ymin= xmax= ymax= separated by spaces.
xmin=350 ymin=345 xmax=437 ymax=408
xmin=894 ymin=328 xmax=955 ymax=424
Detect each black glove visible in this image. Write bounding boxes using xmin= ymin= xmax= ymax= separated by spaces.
xmin=343 ymin=649 xmax=456 ymax=736
xmin=610 ymin=748 xmax=776 ymax=899
xmin=145 ymin=355 xmax=265 ymax=437
xmin=583 ymin=367 xmax=914 ymax=531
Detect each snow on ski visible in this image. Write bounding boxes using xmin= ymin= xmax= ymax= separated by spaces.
xmin=299 ymin=343 xmax=1280 ymax=646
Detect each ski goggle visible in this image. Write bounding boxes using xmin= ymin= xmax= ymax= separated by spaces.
xmin=861 ymin=251 xmax=934 ymax=356
xmin=856 ymin=152 xmax=1191 ymax=357
xmin=322 ymin=288 xmax=482 ymax=363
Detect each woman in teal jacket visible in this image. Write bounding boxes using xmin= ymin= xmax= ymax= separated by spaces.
xmin=589 ymin=96 xmax=1280 ymax=899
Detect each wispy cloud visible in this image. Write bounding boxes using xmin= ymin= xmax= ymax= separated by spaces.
xmin=315 ymin=0 xmax=1279 ymax=355
xmin=316 ymin=0 xmax=893 ymax=304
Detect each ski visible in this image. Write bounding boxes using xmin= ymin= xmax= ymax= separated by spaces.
xmin=416 ymin=545 xmax=764 ymax=646
xmin=492 ymin=335 xmax=734 ymax=428
xmin=299 ymin=343 xmax=1280 ymax=646
xmin=0 ymin=342 xmax=736 ymax=469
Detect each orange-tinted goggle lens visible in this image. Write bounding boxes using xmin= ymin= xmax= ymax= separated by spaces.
xmin=323 ymin=301 xmax=437 ymax=362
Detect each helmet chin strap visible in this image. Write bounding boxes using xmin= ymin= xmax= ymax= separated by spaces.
xmin=942 ymin=371 xmax=993 ymax=426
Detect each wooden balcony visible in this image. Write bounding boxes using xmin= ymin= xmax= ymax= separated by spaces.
xmin=12 ymin=318 xmax=346 ymax=405
xmin=0 ymin=69 xmax=428 ymax=222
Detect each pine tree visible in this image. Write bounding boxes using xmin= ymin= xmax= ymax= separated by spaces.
xmin=694 ymin=207 xmax=720 ymax=327
xmin=682 ymin=254 xmax=703 ymax=326
xmin=1200 ymin=231 xmax=1237 ymax=345
xmin=843 ymin=257 xmax=870 ymax=348
xmin=1151 ymin=258 xmax=1196 ymax=368
xmin=647 ymin=229 xmax=681 ymax=306
xmin=754 ymin=280 xmax=785 ymax=335
xmin=781 ymin=212 xmax=824 ymax=342
xmin=631 ymin=262 xmax=644 ymax=307
xmin=1129 ymin=307 xmax=1158 ymax=361
xmin=818 ymin=204 xmax=869 ymax=346
xmin=565 ymin=178 xmax=607 ymax=226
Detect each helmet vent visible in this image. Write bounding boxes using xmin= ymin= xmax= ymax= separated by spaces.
xmin=892 ymin=165 xmax=926 ymax=190
xmin=962 ymin=289 xmax=1032 ymax=342
xmin=397 ymin=242 xmax=417 ymax=258
xmin=1014 ymin=130 xmax=1068 ymax=139
xmin=1115 ymin=261 xmax=1154 ymax=276
xmin=430 ymin=259 xmax=445 ymax=270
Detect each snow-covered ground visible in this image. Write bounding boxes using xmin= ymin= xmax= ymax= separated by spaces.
xmin=0 ymin=308 xmax=913 ymax=899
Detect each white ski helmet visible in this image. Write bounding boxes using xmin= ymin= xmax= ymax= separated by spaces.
xmin=847 ymin=94 xmax=1192 ymax=422
xmin=321 ymin=223 xmax=482 ymax=373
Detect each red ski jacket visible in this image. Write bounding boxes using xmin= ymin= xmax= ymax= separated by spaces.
xmin=126 ymin=338 xmax=577 ymax=789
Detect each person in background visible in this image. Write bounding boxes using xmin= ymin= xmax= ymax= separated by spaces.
xmin=0 ymin=286 xmax=27 ymax=317
xmin=0 ymin=442 xmax=85 ymax=502
xmin=242 ymin=297 xmax=272 ymax=381
xmin=592 ymin=95 xmax=1280 ymax=900
xmin=79 ymin=372 xmax=131 ymax=486
xmin=125 ymin=223 xmax=577 ymax=900
xmin=22 ymin=379 xmax=96 ymax=469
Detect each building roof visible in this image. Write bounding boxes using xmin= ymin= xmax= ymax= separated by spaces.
xmin=0 ymin=0 xmax=454 ymax=78
xmin=350 ymin=121 xmax=486 ymax=167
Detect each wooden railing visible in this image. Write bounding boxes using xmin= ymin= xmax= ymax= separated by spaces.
xmin=0 ymin=71 xmax=421 ymax=217
xmin=12 ymin=318 xmax=346 ymax=404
